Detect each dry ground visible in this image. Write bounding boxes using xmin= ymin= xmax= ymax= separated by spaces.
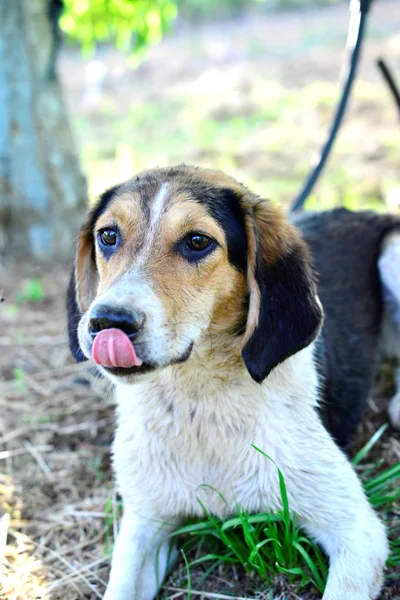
xmin=1 ymin=1 xmax=400 ymax=599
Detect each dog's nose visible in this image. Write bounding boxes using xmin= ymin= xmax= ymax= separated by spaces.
xmin=89 ymin=306 xmax=145 ymax=339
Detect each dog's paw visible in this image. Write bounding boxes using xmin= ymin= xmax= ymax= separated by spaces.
xmin=322 ymin=514 xmax=388 ymax=600
xmin=322 ymin=564 xmax=385 ymax=600
xmin=388 ymin=391 xmax=400 ymax=428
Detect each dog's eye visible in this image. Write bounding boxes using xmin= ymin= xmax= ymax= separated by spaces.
xmin=99 ymin=228 xmax=118 ymax=246
xmin=178 ymin=232 xmax=216 ymax=262
xmin=187 ymin=234 xmax=212 ymax=252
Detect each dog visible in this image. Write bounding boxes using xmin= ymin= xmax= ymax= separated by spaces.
xmin=67 ymin=165 xmax=397 ymax=600
xmin=293 ymin=208 xmax=400 ymax=447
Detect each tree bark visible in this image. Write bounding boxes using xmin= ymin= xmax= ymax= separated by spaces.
xmin=0 ymin=0 xmax=87 ymax=260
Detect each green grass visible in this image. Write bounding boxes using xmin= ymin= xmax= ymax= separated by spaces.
xmin=168 ymin=424 xmax=400 ymax=595
xmin=104 ymin=494 xmax=123 ymax=555
xmin=13 ymin=367 xmax=27 ymax=393
xmin=17 ymin=278 xmax=46 ymax=303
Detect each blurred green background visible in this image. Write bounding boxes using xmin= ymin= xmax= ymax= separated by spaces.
xmin=60 ymin=0 xmax=400 ymax=211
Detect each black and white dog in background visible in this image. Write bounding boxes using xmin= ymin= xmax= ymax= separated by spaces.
xmin=294 ymin=208 xmax=400 ymax=447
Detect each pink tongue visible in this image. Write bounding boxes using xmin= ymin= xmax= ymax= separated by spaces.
xmin=92 ymin=328 xmax=143 ymax=368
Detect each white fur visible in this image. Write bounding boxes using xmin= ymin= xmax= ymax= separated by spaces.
xmin=379 ymin=233 xmax=400 ymax=427
xmin=150 ymin=183 xmax=169 ymax=226
xmin=133 ymin=183 xmax=171 ymax=270
xmin=104 ymin=343 xmax=388 ymax=600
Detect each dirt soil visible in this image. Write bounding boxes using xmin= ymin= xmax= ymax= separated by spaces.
xmin=1 ymin=2 xmax=400 ymax=599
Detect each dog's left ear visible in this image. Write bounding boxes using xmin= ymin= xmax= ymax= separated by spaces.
xmin=241 ymin=198 xmax=323 ymax=382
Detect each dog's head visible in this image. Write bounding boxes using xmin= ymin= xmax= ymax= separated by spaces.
xmin=67 ymin=166 xmax=322 ymax=383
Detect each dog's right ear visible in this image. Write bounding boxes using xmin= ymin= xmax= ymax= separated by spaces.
xmin=66 ymin=184 xmax=119 ymax=362
xmin=66 ymin=220 xmax=99 ymax=363
xmin=66 ymin=267 xmax=87 ymax=363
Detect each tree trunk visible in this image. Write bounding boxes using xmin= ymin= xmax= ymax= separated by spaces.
xmin=0 ymin=0 xmax=87 ymax=260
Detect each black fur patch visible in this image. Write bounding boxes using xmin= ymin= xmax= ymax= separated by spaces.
xmin=293 ymin=207 xmax=400 ymax=447
xmin=206 ymin=188 xmax=248 ymax=273
xmin=66 ymin=270 xmax=87 ymax=363
xmin=178 ymin=184 xmax=248 ymax=273
xmin=242 ymin=245 xmax=322 ymax=383
xmin=88 ymin=184 xmax=121 ymax=239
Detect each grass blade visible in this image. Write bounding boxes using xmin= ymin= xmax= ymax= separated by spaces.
xmin=364 ymin=462 xmax=400 ymax=491
xmin=352 ymin=424 xmax=388 ymax=466
xmin=293 ymin=541 xmax=326 ymax=593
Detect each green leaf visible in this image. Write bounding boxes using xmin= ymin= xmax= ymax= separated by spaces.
xmin=352 ymin=424 xmax=388 ymax=466
xmin=61 ymin=0 xmax=177 ymax=60
xmin=293 ymin=541 xmax=326 ymax=593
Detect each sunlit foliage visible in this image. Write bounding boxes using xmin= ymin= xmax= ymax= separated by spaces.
xmin=60 ymin=0 xmax=178 ymax=57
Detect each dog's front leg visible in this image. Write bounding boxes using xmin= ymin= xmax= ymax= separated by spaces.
xmin=305 ymin=512 xmax=388 ymax=600
xmin=388 ymin=366 xmax=400 ymax=428
xmin=287 ymin=421 xmax=389 ymax=600
xmin=104 ymin=510 xmax=177 ymax=600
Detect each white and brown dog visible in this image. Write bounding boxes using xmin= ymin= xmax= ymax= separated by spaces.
xmin=67 ymin=165 xmax=400 ymax=600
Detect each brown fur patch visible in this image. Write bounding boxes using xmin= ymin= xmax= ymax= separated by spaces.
xmin=95 ymin=192 xmax=144 ymax=232
xmin=240 ymin=192 xmax=309 ymax=347
xmin=75 ymin=223 xmax=98 ymax=312
xmin=241 ymin=211 xmax=261 ymax=346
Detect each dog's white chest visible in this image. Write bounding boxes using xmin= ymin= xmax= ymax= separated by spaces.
xmin=112 ymin=378 xmax=287 ymax=518
xmin=112 ymin=351 xmax=320 ymax=520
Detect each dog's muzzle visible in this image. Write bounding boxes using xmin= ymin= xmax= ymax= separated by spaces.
xmin=89 ymin=305 xmax=145 ymax=369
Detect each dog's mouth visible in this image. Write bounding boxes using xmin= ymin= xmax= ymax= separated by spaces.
xmin=103 ymin=363 xmax=156 ymax=377
xmin=90 ymin=328 xmax=193 ymax=378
